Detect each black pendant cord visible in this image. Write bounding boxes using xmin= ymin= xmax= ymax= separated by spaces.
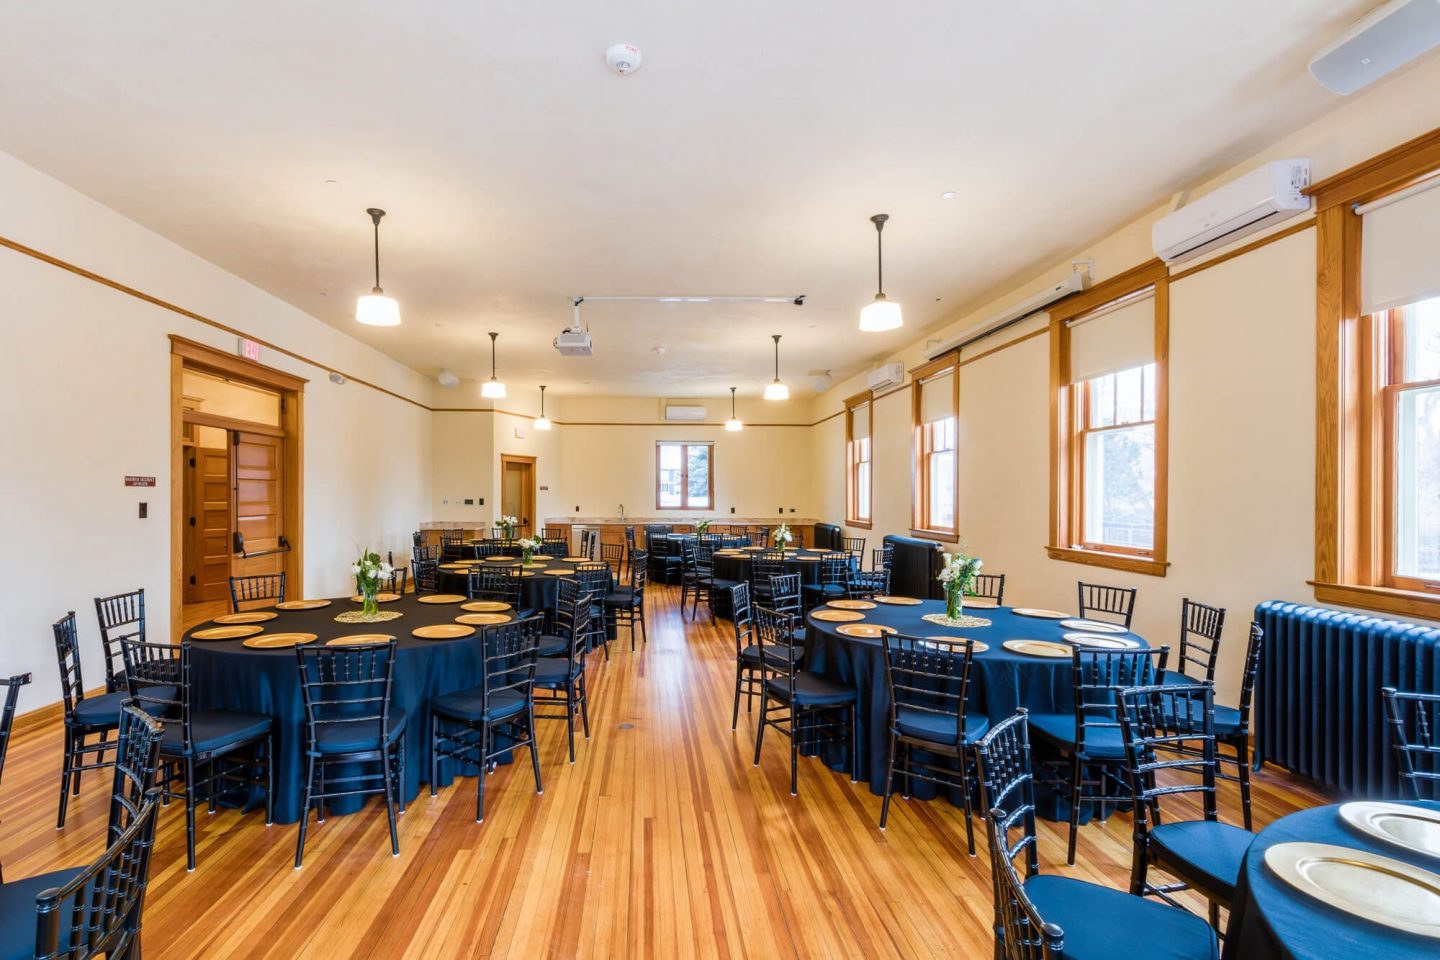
xmin=368 ymin=208 xmax=386 ymax=294
xmin=730 ymin=386 xmax=737 ymax=418
xmin=539 ymin=385 xmax=547 ymax=416
xmin=871 ymin=213 xmax=889 ymax=298
xmin=772 ymin=334 xmax=781 ymax=380
xmin=489 ymin=331 xmax=499 ymax=379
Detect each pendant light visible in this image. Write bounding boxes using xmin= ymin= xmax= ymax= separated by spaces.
xmin=764 ymin=334 xmax=789 ymax=400
xmin=535 ymin=385 xmax=552 ymax=430
xmin=725 ymin=386 xmax=743 ymax=431
xmin=859 ymin=213 xmax=903 ymax=332
xmin=481 ymin=332 xmax=507 ymax=398
xmin=356 ymin=208 xmax=401 ymax=327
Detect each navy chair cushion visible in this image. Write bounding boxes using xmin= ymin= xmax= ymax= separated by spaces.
xmin=1150 ymin=820 xmax=1253 ymax=901
xmin=1027 ymin=712 xmax=1127 ymax=759
xmin=602 ymin=592 xmax=639 ymax=608
xmin=740 ymin=643 xmax=798 ymax=666
xmin=766 ymin=673 xmax=857 ymax=707
xmin=801 ymin=583 xmax=848 ymax=597
xmin=432 ymin=688 xmax=526 ymax=725
xmin=534 ymin=657 xmax=582 ymax=686
xmin=894 ymin=706 xmax=990 ymax=746
xmin=537 ymin=634 xmax=569 ymax=658
xmin=1212 ymin=704 xmax=1243 ymax=737
xmin=72 ymin=689 xmax=176 ymax=727
xmin=311 ymin=708 xmax=407 ymax=755
xmin=1024 ymin=874 xmax=1218 ymax=960
xmin=0 ymin=867 xmax=85 ymax=960
xmin=162 ymin=709 xmax=273 ymax=756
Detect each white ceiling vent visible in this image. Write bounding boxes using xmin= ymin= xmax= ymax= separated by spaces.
xmin=664 ymin=403 xmax=708 ymax=422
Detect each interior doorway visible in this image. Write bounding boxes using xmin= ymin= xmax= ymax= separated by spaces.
xmin=500 ymin=454 xmax=537 ymax=538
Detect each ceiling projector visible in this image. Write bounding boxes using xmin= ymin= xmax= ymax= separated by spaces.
xmin=554 ymin=328 xmax=593 ymax=356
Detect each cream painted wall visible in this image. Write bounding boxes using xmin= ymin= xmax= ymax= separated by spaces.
xmin=0 ymin=150 xmax=433 ymax=714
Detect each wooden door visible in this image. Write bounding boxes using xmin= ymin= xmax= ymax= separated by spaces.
xmin=232 ymin=432 xmax=284 ymax=578
xmin=184 ymin=445 xmax=232 ymax=602
xmin=501 ymin=455 xmax=536 ymax=538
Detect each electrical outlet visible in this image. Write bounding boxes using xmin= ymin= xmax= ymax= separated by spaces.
xmin=138 ymin=502 xmax=147 ymax=518
xmin=730 ymin=507 xmax=735 ymax=514
xmin=464 ymin=498 xmax=474 ymax=505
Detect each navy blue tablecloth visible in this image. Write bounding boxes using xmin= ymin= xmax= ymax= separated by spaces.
xmin=437 ymin=554 xmax=597 ymax=610
xmin=1222 ymin=801 xmax=1440 ymax=960
xmin=805 ymin=600 xmax=1148 ymax=820
xmin=186 ymin=594 xmax=515 ymax=824
xmin=712 ymin=548 xmax=835 ymax=587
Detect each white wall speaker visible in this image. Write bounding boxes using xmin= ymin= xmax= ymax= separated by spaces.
xmin=1309 ymin=0 xmax=1440 ymax=95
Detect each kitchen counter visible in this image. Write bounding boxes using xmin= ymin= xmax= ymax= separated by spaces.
xmin=549 ymin=517 xmax=819 ymax=526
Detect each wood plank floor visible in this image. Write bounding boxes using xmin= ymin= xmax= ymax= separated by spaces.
xmin=2 ymin=587 xmax=1331 ymax=958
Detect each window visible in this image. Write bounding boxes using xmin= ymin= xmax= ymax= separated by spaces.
xmin=911 ymin=354 xmax=959 ymax=541
xmin=1312 ymin=133 xmax=1440 ymax=618
xmin=1048 ymin=261 xmax=1169 ymax=576
xmin=845 ymin=393 xmax=873 ymax=527
xmin=655 ymin=442 xmax=713 ymax=510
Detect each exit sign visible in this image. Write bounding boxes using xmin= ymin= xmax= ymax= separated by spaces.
xmin=237 ymin=337 xmax=261 ymax=361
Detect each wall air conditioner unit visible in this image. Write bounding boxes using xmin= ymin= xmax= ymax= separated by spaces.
xmin=664 ymin=404 xmax=707 ymax=422
xmin=1152 ymin=159 xmax=1311 ymax=263
xmin=924 ymin=267 xmax=1090 ymax=361
xmin=1309 ymin=0 xmax=1440 ymax=96
xmin=867 ymin=362 xmax=905 ymax=392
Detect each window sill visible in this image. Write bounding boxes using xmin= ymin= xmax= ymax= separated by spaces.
xmin=1309 ymin=581 xmax=1440 ymax=622
xmin=1045 ymin=545 xmax=1169 ymax=577
xmin=911 ymin=528 xmax=960 ymax=544
xmin=845 ymin=519 xmax=873 ymax=530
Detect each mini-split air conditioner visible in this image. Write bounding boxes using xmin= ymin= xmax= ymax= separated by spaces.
xmin=866 ymin=362 xmax=905 ymax=392
xmin=1151 ymin=159 xmax=1311 ymax=263
xmin=663 ymin=404 xmax=707 ymax=422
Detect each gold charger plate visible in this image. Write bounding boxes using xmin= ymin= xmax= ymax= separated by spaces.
xmin=742 ymin=546 xmax=765 ymax=552
xmin=1061 ymin=633 xmax=1141 ymax=650
xmin=413 ymin=623 xmax=476 ymax=640
xmin=794 ymin=556 xmax=821 ymax=561
xmin=327 ymin=633 xmax=396 ymax=647
xmin=522 ymin=562 xmax=549 ymax=569
xmin=1264 ymin=841 xmax=1440 ymax=938
xmin=812 ymin=609 xmax=866 ymax=623
xmin=192 ymin=624 xmax=265 ymax=640
xmin=461 ymin=601 xmax=512 ymax=613
xmin=836 ymin=624 xmax=897 ymax=639
xmin=1013 ymin=608 xmax=1071 ymax=619
xmin=439 ymin=563 xmax=471 ymax=571
xmin=455 ymin=612 xmax=512 ymax=625
xmin=1003 ymin=639 xmax=1073 ymax=659
xmin=242 ymin=632 xmax=318 ymax=649
xmin=827 ymin=599 xmax=877 ymax=610
xmin=542 ymin=567 xmax=576 ymax=575
xmin=214 ymin=611 xmax=278 ymax=624
xmin=873 ymin=596 xmax=923 ymax=606
xmin=562 ymin=556 xmax=590 ymax=562
xmin=484 ymin=556 xmax=518 ymax=562
xmin=275 ymin=599 xmax=331 ymax=611
xmin=350 ymin=592 xmax=400 ymax=603
xmin=922 ymin=636 xmax=991 ymax=653
xmin=1340 ymin=802 xmax=1440 ymax=859
xmin=963 ymin=597 xmax=999 ymax=609
xmin=417 ymin=594 xmax=467 ymax=604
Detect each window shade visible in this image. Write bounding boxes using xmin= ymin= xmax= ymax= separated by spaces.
xmin=1068 ymin=291 xmax=1155 ymax=383
xmin=918 ymin=370 xmax=955 ymax=423
xmin=1361 ymin=178 xmax=1440 ymax=315
xmin=851 ymin=403 xmax=871 ymax=441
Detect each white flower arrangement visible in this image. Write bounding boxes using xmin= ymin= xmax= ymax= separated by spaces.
xmin=517 ymin=535 xmax=541 ymax=563
xmin=499 ymin=515 xmax=519 ymax=539
xmin=695 ymin=518 xmax=711 ymax=534
xmin=353 ymin=548 xmax=395 ymax=605
xmin=937 ymin=550 xmax=982 ymax=591
xmin=772 ymin=523 xmax=793 ymax=548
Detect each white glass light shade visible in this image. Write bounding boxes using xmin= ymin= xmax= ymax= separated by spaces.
xmin=534 ymin=416 xmax=552 ymax=430
xmin=859 ymin=295 xmax=903 ymax=332
xmin=356 ymin=293 xmax=401 ymax=327
xmin=764 ymin=381 xmax=789 ymax=401
xmin=481 ymin=379 xmax=507 ymax=399
xmin=725 ymin=417 xmax=743 ymax=432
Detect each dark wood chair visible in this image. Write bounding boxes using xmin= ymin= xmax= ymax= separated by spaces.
xmin=1383 ymin=684 xmax=1440 ymax=801
xmin=94 ymin=588 xmax=145 ymax=693
xmin=750 ymin=551 xmax=787 ymax=605
xmin=801 ymin=552 xmax=852 ymax=611
xmin=574 ymin=561 xmax=612 ymax=657
xmin=412 ymin=557 xmax=439 ymax=593
xmin=1076 ymin=581 xmax=1138 ymax=629
xmin=966 ymin=573 xmax=1006 ymax=607
xmin=604 ymin=551 xmax=648 ymax=651
xmin=229 ymin=573 xmax=286 ymax=612
xmin=381 ymin=567 xmax=408 ymax=597
xmin=534 ymin=597 xmax=592 ymax=763
xmin=1168 ymin=598 xmax=1227 ymax=683
xmin=0 ymin=672 xmax=31 ymax=882
xmin=468 ymin=567 xmax=533 ymax=618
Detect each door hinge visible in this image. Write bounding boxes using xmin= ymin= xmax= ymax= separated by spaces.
xmin=189 ymin=516 xmax=196 ymax=527
xmin=188 ymin=575 xmax=196 ymax=585
xmin=189 ymin=456 xmax=196 ymax=467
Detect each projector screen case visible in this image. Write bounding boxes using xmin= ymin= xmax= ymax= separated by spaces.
xmin=1309 ymin=0 xmax=1440 ymax=95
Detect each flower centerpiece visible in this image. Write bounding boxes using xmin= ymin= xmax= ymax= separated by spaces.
xmin=353 ymin=548 xmax=395 ymax=618
xmin=938 ymin=549 xmax=983 ymax=620
xmin=772 ymin=523 xmax=793 ymax=550
xmin=499 ymin=515 xmax=518 ymax=540
xmin=517 ymin=535 xmax=541 ymax=565
xmin=695 ymin=518 xmax=711 ymax=534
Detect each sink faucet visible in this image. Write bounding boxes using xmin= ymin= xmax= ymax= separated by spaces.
xmin=618 ymin=503 xmax=626 ymax=520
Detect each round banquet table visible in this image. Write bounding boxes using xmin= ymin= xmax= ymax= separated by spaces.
xmin=185 ymin=593 xmax=525 ymax=824
xmin=804 ymin=599 xmax=1149 ymax=820
xmin=436 ymin=554 xmax=605 ymax=610
xmin=711 ymin=547 xmax=844 ymax=588
xmin=1221 ymin=800 xmax=1440 ymax=960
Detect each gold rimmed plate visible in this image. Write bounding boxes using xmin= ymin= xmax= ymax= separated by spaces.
xmin=872 ymin=596 xmax=923 ymax=606
xmin=1062 ymin=633 xmax=1142 ymax=650
xmin=213 ymin=611 xmax=278 ymax=624
xmin=811 ymin=609 xmax=866 ymax=623
xmin=794 ymin=555 xmax=822 ymax=561
xmin=542 ymin=567 xmax=576 ymax=575
xmin=827 ymin=599 xmax=877 ymax=610
xmin=1003 ymin=639 xmax=1073 ymax=659
xmin=326 ymin=633 xmax=396 ymax=647
xmin=484 ymin=556 xmax=518 ymax=563
xmin=1012 ymin=608 xmax=1071 ymax=619
xmin=1340 ymin=802 xmax=1440 ymax=859
xmin=417 ymin=594 xmax=467 ymax=604
xmin=562 ymin=556 xmax=591 ymax=562
xmin=275 ymin=599 xmax=331 ymax=611
xmin=461 ymin=601 xmax=512 ymax=613
xmin=963 ymin=597 xmax=999 ymax=609
xmin=413 ymin=623 xmax=476 ymax=640
xmin=455 ymin=612 xmax=512 ymax=626
xmin=439 ymin=563 xmax=471 ymax=571
xmin=522 ymin=562 xmax=549 ymax=569
xmin=1058 ymin=618 xmax=1127 ymax=633
xmin=922 ymin=636 xmax=990 ymax=653
xmin=1264 ymin=841 xmax=1440 ymax=938
xmin=192 ymin=624 xmax=264 ymax=640
xmin=836 ymin=624 xmax=897 ymax=639
xmin=349 ymin=592 xmax=401 ymax=604
xmin=242 ymin=632 xmax=318 ymax=649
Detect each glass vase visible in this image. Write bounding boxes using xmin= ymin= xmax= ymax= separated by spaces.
xmin=522 ymin=547 xmax=534 ymax=565
xmin=946 ymin=581 xmax=963 ymax=620
xmin=362 ymin=585 xmax=380 ymax=618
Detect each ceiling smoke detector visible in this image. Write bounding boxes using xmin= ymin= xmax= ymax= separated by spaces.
xmin=605 ymin=43 xmax=642 ymax=75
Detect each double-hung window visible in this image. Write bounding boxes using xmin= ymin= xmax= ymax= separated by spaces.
xmin=912 ymin=355 xmax=959 ymax=541
xmin=845 ymin=393 xmax=873 ymax=527
xmin=656 ymin=441 xmax=713 ymax=510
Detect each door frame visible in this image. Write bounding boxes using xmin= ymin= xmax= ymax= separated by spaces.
xmin=499 ymin=454 xmax=537 ymax=538
xmin=170 ymin=335 xmax=306 ymax=638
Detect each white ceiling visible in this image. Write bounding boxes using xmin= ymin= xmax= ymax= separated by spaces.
xmin=0 ymin=1 xmax=1371 ymax=397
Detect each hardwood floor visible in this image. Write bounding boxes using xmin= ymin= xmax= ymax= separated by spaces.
xmin=2 ymin=586 xmax=1331 ymax=958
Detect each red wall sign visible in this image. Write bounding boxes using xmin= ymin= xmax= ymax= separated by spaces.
xmin=124 ymin=476 xmax=156 ymax=487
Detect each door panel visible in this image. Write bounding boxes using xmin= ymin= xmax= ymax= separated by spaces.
xmin=233 ymin=432 xmax=284 ymax=578
xmin=501 ymin=457 xmax=536 ymax=538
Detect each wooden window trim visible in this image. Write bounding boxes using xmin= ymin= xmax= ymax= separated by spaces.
xmin=654 ymin=441 xmax=715 ymax=511
xmin=910 ymin=353 xmax=960 ymax=543
xmin=1313 ymin=125 xmax=1440 ymax=620
xmin=1048 ymin=261 xmax=1170 ymax=577
xmin=844 ymin=391 xmax=873 ymax=529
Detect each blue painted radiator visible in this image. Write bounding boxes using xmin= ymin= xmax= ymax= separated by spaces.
xmin=1256 ymin=600 xmax=1440 ymax=797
